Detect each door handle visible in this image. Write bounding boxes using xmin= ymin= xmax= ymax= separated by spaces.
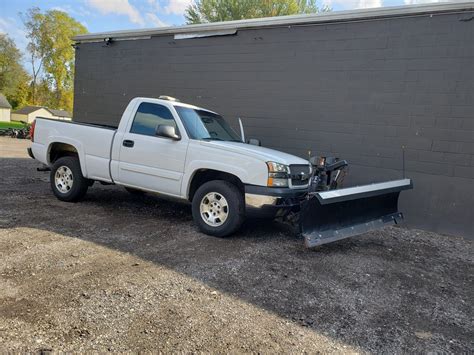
xmin=123 ymin=140 xmax=134 ymax=148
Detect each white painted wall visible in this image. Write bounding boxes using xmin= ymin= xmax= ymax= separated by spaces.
xmin=0 ymin=108 xmax=10 ymax=122
xmin=12 ymin=108 xmax=55 ymax=124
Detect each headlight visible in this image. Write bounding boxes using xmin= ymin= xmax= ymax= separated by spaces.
xmin=266 ymin=162 xmax=289 ymax=187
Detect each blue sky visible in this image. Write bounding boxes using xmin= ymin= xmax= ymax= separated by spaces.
xmin=0 ymin=0 xmax=460 ymax=58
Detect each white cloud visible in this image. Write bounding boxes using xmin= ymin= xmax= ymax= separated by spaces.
xmin=52 ymin=4 xmax=93 ymax=17
xmin=147 ymin=0 xmax=161 ymax=10
xmin=356 ymin=0 xmax=382 ymax=8
xmin=0 ymin=17 xmax=28 ymax=54
xmin=163 ymin=0 xmax=192 ymax=15
xmin=85 ymin=0 xmax=144 ymax=25
xmin=147 ymin=0 xmax=191 ymax=16
xmin=51 ymin=6 xmax=69 ymax=13
xmin=0 ymin=18 xmax=9 ymax=33
xmin=0 ymin=16 xmax=31 ymax=72
xmin=322 ymin=0 xmax=382 ymax=9
xmin=145 ymin=13 xmax=169 ymax=27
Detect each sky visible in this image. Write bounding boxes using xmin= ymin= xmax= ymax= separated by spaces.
xmin=0 ymin=0 xmax=465 ymax=61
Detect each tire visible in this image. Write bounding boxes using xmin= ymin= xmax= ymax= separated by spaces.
xmin=50 ymin=156 xmax=89 ymax=202
xmin=192 ymin=180 xmax=245 ymax=237
xmin=124 ymin=186 xmax=145 ymax=195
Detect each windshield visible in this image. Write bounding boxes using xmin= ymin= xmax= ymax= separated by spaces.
xmin=175 ymin=106 xmax=242 ymax=142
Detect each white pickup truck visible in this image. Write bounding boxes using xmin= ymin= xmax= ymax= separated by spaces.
xmin=28 ymin=96 xmax=412 ymax=247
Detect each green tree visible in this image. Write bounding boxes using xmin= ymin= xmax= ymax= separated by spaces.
xmin=185 ymin=0 xmax=327 ymax=24
xmin=22 ymin=8 xmax=87 ymax=111
xmin=0 ymin=34 xmax=30 ymax=109
xmin=21 ymin=8 xmax=45 ymax=106
xmin=33 ymin=79 xmax=55 ymax=108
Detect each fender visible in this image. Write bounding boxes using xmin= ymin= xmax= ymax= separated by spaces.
xmin=182 ymin=160 xmax=262 ymax=199
xmin=47 ymin=136 xmax=88 ymax=177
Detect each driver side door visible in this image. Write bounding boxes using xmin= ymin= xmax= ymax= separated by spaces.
xmin=118 ymin=102 xmax=188 ymax=196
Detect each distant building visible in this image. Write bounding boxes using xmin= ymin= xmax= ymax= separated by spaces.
xmin=0 ymin=93 xmax=12 ymax=122
xmin=11 ymin=106 xmax=72 ymax=124
xmin=49 ymin=109 xmax=72 ymax=120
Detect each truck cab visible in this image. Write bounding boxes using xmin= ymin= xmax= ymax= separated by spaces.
xmin=30 ymin=96 xmax=312 ymax=237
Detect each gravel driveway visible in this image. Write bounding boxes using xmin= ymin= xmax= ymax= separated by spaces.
xmin=0 ymin=137 xmax=472 ymax=353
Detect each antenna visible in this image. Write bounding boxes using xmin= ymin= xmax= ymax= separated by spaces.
xmin=238 ymin=117 xmax=245 ymax=143
xmin=402 ymin=145 xmax=406 ymax=179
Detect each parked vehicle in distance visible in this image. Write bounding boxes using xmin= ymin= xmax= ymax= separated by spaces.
xmin=0 ymin=121 xmax=30 ymax=139
xmin=28 ymin=96 xmax=412 ymax=247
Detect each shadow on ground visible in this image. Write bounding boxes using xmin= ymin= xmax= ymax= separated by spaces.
xmin=1 ymin=157 xmax=473 ymax=353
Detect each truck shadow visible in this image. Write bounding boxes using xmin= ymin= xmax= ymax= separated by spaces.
xmin=1 ymin=158 xmax=471 ymax=353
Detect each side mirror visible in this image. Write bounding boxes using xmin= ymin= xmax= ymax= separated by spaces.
xmin=247 ymin=138 xmax=261 ymax=146
xmin=156 ymin=125 xmax=180 ymax=140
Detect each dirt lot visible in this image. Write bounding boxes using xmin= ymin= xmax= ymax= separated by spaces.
xmin=0 ymin=137 xmax=472 ymax=353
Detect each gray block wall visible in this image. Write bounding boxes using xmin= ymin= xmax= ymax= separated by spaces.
xmin=73 ymin=10 xmax=474 ymax=239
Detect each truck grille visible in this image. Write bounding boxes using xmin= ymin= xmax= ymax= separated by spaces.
xmin=289 ymin=164 xmax=310 ymax=186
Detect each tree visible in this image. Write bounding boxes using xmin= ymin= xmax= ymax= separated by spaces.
xmin=185 ymin=0 xmax=327 ymax=24
xmin=22 ymin=8 xmax=87 ymax=111
xmin=0 ymin=34 xmax=30 ymax=109
xmin=34 ymin=79 xmax=55 ymax=109
xmin=21 ymin=8 xmax=45 ymax=106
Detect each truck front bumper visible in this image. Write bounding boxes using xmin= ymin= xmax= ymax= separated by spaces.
xmin=244 ymin=185 xmax=307 ymax=218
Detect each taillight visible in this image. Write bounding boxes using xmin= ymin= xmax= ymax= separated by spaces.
xmin=30 ymin=120 xmax=36 ymax=142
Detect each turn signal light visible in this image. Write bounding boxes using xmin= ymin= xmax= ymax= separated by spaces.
xmin=266 ymin=162 xmax=290 ymax=187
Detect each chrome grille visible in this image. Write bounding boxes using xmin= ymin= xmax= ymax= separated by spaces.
xmin=289 ymin=164 xmax=310 ymax=186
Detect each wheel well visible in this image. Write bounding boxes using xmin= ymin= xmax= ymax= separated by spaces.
xmin=49 ymin=142 xmax=79 ymax=164
xmin=188 ymin=169 xmax=244 ymax=201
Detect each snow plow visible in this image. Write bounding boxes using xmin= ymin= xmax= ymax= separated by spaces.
xmin=298 ymin=157 xmax=412 ymax=248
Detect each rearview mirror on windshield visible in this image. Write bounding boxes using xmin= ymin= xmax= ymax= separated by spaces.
xmin=156 ymin=125 xmax=180 ymax=140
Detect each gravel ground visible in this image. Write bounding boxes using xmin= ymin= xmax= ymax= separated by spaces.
xmin=0 ymin=137 xmax=473 ymax=353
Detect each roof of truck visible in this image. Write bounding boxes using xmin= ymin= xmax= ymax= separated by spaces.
xmin=73 ymin=2 xmax=474 ymax=43
xmin=173 ymin=102 xmax=218 ymax=115
xmin=140 ymin=97 xmax=218 ymax=115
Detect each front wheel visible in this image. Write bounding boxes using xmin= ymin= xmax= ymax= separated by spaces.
xmin=192 ymin=180 xmax=245 ymax=237
xmin=50 ymin=156 xmax=89 ymax=202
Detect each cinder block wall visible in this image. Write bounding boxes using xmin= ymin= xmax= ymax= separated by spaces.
xmin=73 ymin=10 xmax=474 ymax=239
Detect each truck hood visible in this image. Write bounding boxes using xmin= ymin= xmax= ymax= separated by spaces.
xmin=199 ymin=141 xmax=309 ymax=166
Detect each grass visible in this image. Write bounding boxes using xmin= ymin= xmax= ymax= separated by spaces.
xmin=0 ymin=121 xmax=28 ymax=129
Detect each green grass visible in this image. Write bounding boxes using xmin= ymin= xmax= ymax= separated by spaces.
xmin=0 ymin=121 xmax=27 ymax=129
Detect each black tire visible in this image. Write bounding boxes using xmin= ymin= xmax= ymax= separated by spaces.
xmin=50 ymin=156 xmax=89 ymax=202
xmin=124 ymin=186 xmax=145 ymax=195
xmin=192 ymin=180 xmax=245 ymax=237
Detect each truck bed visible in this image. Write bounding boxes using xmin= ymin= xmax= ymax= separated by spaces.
xmin=31 ymin=117 xmax=117 ymax=182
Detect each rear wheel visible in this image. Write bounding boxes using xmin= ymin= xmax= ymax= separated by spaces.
xmin=192 ymin=180 xmax=245 ymax=237
xmin=50 ymin=156 xmax=88 ymax=202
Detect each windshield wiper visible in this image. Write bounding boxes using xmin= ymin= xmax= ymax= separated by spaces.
xmin=202 ymin=137 xmax=224 ymax=141
xmin=202 ymin=138 xmax=243 ymax=142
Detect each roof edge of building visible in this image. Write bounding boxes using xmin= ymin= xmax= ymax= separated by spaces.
xmin=73 ymin=2 xmax=474 ymax=43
